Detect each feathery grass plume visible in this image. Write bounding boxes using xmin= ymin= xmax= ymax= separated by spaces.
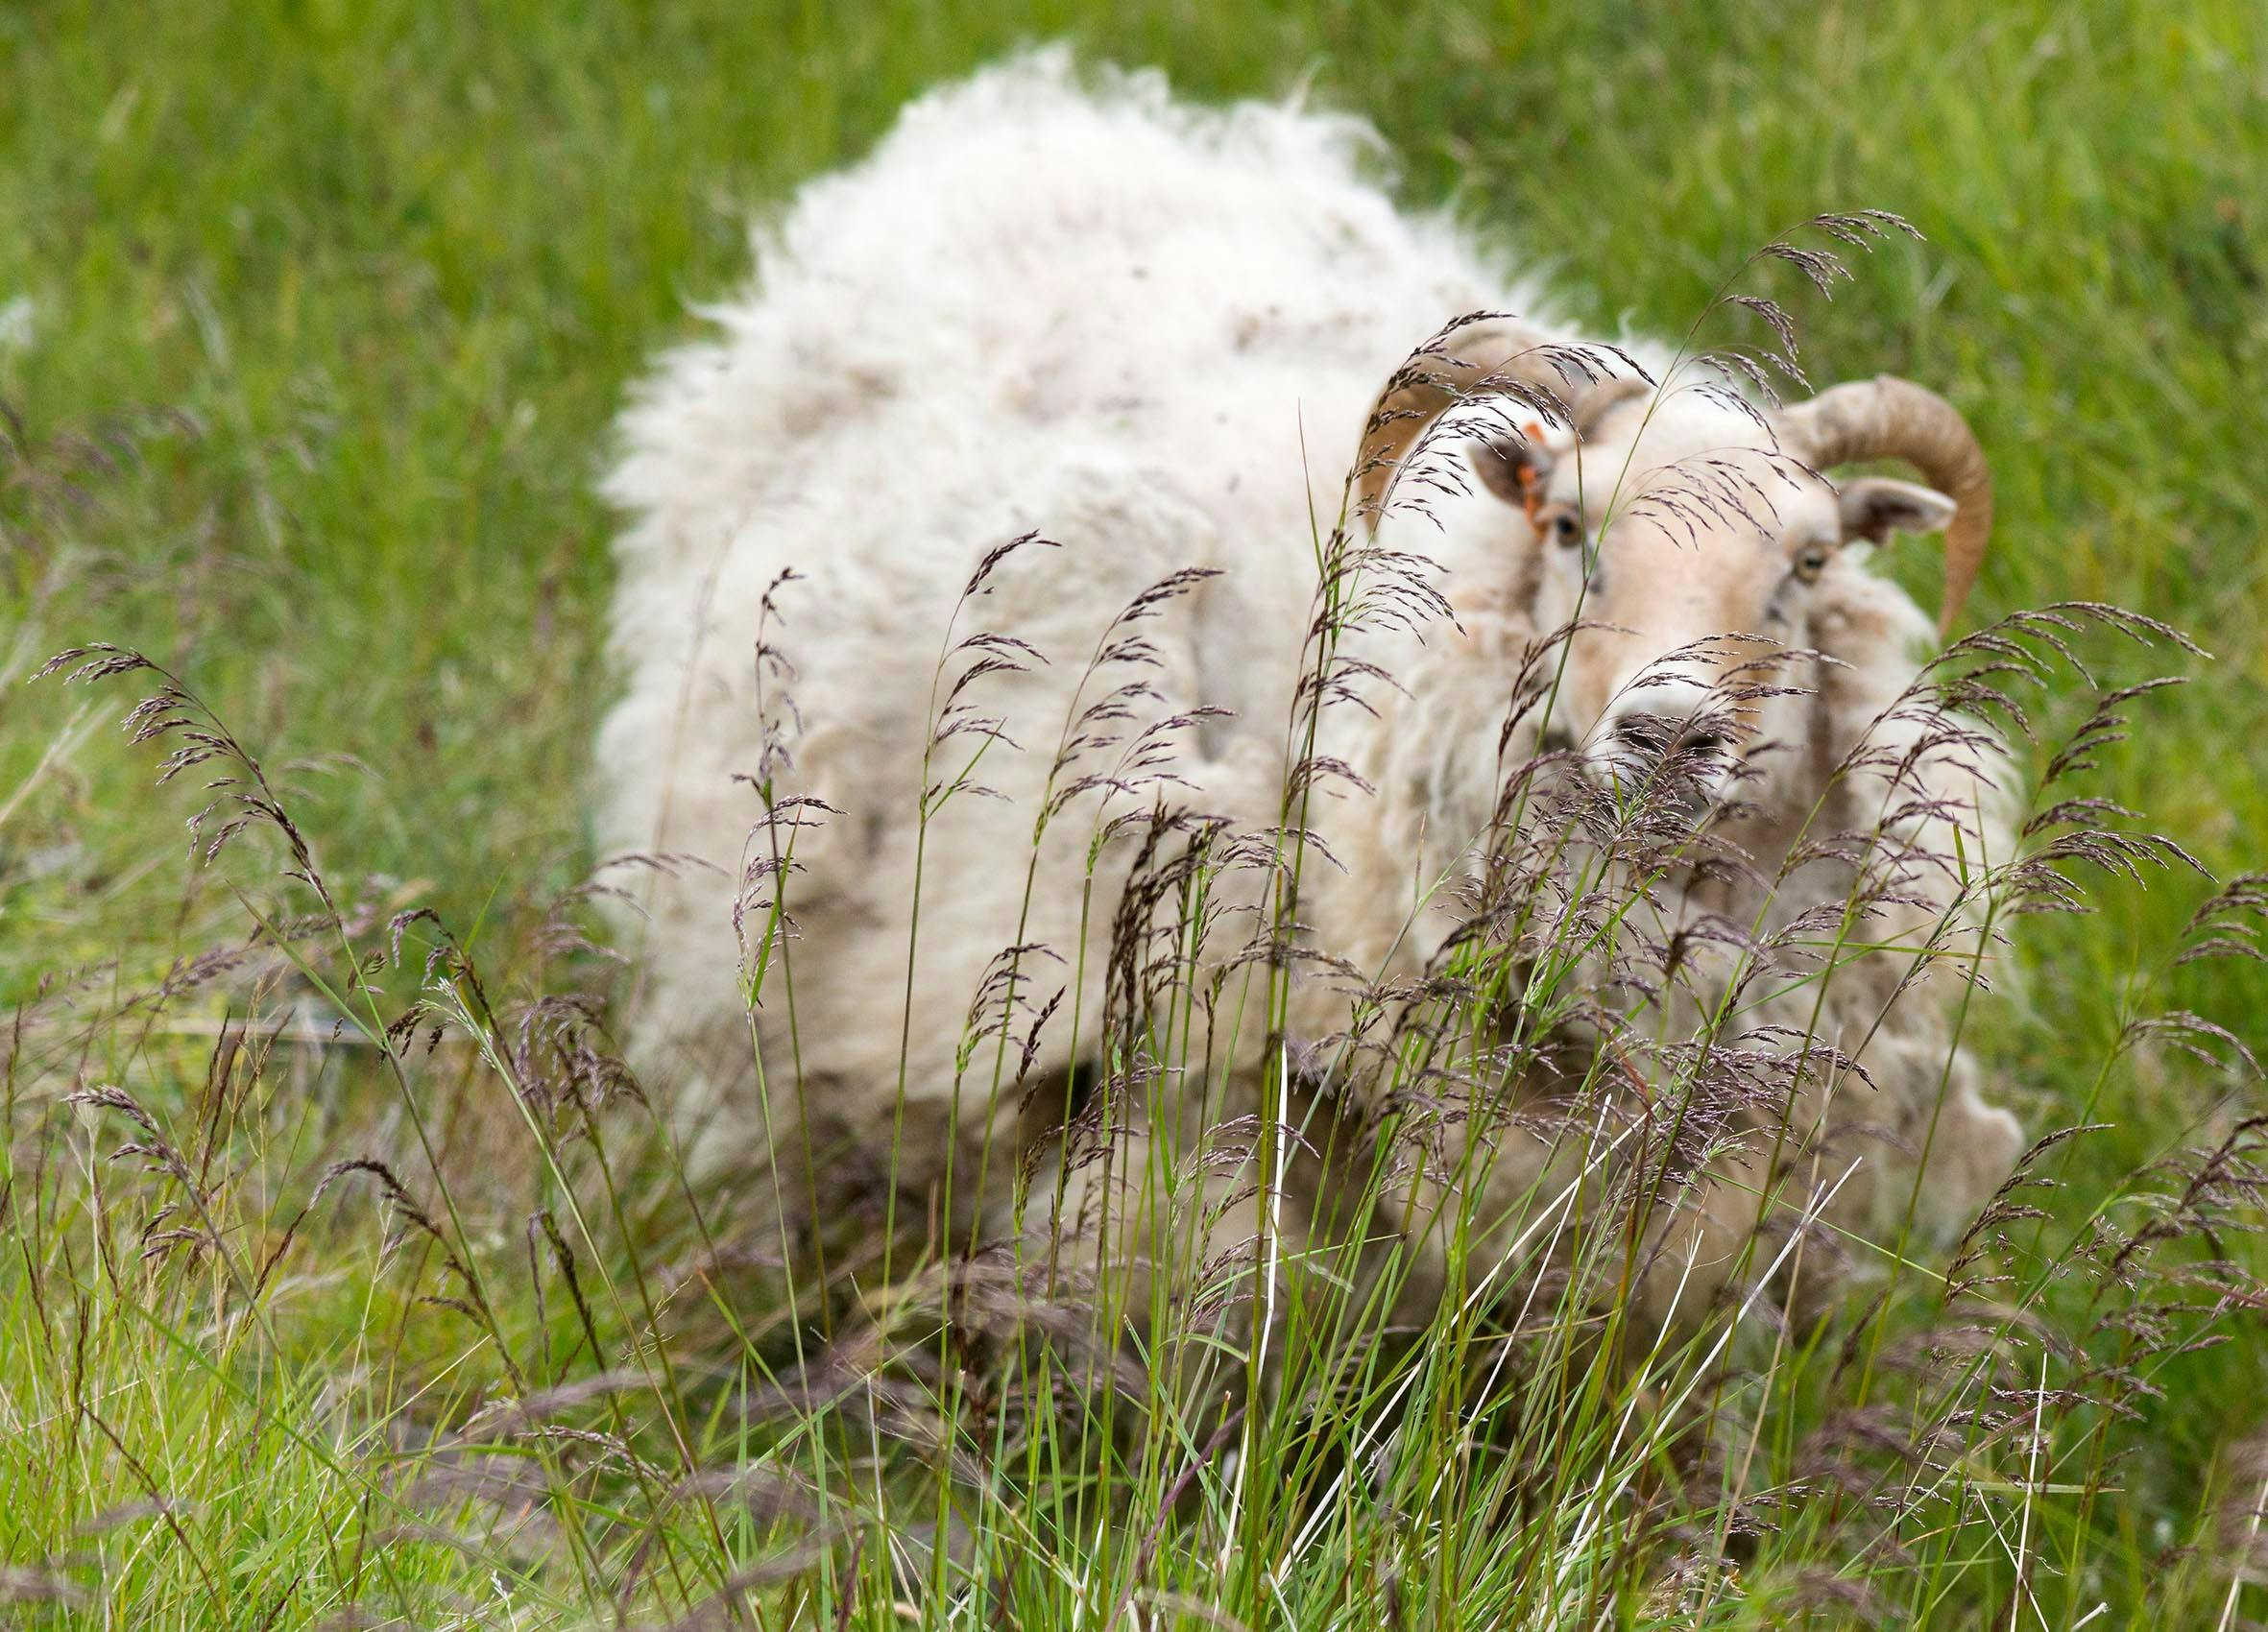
xmin=14 ymin=169 xmax=2268 ymax=1629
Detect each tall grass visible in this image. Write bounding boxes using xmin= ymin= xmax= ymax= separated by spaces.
xmin=7 ymin=209 xmax=2266 ymax=1628
xmin=6 ymin=4 xmax=2267 ymax=1625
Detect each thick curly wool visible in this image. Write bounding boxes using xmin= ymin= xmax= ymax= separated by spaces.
xmin=594 ymin=49 xmax=2022 ymax=1319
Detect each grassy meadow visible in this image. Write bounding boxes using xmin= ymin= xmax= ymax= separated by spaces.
xmin=4 ymin=0 xmax=2267 ymax=1625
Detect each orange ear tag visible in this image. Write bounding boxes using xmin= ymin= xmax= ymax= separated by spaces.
xmin=1516 ymin=420 xmax=1547 ymax=526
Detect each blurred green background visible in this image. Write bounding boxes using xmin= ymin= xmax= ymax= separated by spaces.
xmin=3 ymin=0 xmax=2265 ymax=1560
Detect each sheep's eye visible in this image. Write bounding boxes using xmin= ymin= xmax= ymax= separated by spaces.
xmin=1552 ymin=512 xmax=1582 ymax=547
xmin=1794 ymin=544 xmax=1832 ymax=582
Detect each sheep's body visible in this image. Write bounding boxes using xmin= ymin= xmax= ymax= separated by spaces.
xmin=598 ymin=52 xmax=1574 ymax=1188
xmin=595 ymin=51 xmax=2021 ymax=1318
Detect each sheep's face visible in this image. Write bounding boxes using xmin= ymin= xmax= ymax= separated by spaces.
xmin=1470 ymin=395 xmax=1958 ymax=807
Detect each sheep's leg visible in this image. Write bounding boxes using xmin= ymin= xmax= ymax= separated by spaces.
xmin=1841 ymin=1032 xmax=2024 ymax=1246
xmin=999 ymin=1051 xmax=1376 ymax=1401
xmin=1370 ymin=1105 xmax=1624 ymax=1331
xmin=1369 ymin=1092 xmax=1815 ymax=1334
xmin=1627 ymin=1034 xmax=2023 ymax=1327
xmin=996 ymin=1121 xmax=1270 ymax=1404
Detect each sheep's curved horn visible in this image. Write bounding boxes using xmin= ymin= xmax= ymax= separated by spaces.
xmin=1775 ymin=375 xmax=1991 ymax=638
xmin=1354 ymin=322 xmax=1636 ymax=524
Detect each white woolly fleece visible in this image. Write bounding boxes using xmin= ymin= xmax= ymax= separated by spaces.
xmin=596 ymin=48 xmax=1559 ymax=1106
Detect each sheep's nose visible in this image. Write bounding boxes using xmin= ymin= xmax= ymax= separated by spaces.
xmin=1601 ymin=711 xmax=1742 ymax=810
xmin=1611 ymin=711 xmax=1729 ymax=762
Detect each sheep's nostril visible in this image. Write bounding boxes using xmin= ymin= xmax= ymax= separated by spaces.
xmin=1611 ymin=712 xmax=1731 ymax=764
xmin=1611 ymin=712 xmax=1677 ymax=756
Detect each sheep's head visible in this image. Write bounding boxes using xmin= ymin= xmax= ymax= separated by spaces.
xmin=1359 ymin=321 xmax=1991 ymax=809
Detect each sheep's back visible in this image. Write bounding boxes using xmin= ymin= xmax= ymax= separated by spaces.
xmin=594 ymin=51 xmax=1552 ymax=902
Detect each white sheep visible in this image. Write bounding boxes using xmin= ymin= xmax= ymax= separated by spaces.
xmin=593 ymin=49 xmax=2024 ymax=1326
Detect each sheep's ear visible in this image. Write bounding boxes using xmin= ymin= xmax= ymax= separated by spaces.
xmin=1469 ymin=434 xmax=1553 ymax=513
xmin=1837 ymin=475 xmax=1958 ymax=544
